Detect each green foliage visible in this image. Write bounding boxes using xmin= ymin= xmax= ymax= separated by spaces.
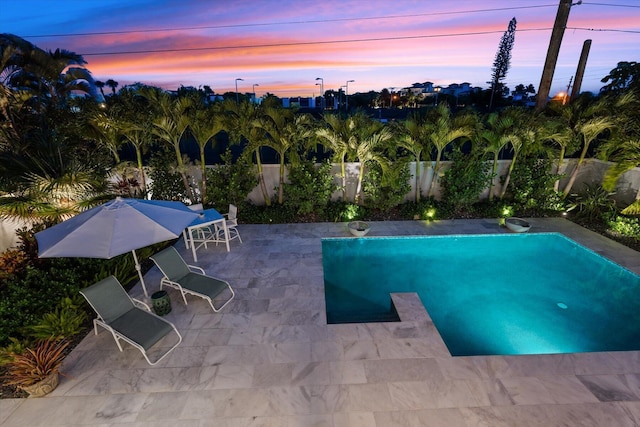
xmin=398 ymin=199 xmax=440 ymax=220
xmin=566 ymin=183 xmax=617 ymax=223
xmin=440 ymin=148 xmax=492 ymax=216
xmin=147 ymin=147 xmax=186 ymax=201
xmin=206 ymin=148 xmax=256 ymax=211
xmin=0 ymin=338 xmax=28 ymax=366
xmin=363 ymin=160 xmax=411 ymax=211
xmin=284 ymin=159 xmax=337 ymax=215
xmin=508 ymin=156 xmax=564 ymax=212
xmin=608 ymin=215 xmax=640 ymax=237
xmin=24 ymin=296 xmax=88 ymax=341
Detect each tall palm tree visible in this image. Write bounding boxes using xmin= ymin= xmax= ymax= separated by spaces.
xmin=89 ymin=109 xmax=123 ymax=163
xmin=187 ymin=105 xmax=224 ymax=204
xmin=256 ymin=107 xmax=313 ymax=204
xmin=548 ymin=94 xmax=630 ymax=198
xmin=105 ymin=79 xmax=118 ymax=95
xmin=316 ymin=113 xmax=362 ymax=202
xmin=425 ymin=103 xmax=474 ymax=198
xmin=142 ymin=88 xmax=194 ymax=202
xmin=224 ymin=100 xmax=271 ymax=205
xmin=352 ymin=125 xmax=393 ymax=204
xmin=397 ymin=115 xmax=429 ymax=203
xmin=480 ymin=110 xmax=516 ymax=201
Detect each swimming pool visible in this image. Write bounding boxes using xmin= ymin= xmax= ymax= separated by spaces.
xmin=322 ymin=233 xmax=640 ymax=356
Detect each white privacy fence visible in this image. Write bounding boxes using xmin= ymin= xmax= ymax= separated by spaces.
xmin=2 ymin=159 xmax=638 ymax=252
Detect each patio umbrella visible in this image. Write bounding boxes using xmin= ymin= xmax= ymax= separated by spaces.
xmin=35 ymin=197 xmax=199 ymax=297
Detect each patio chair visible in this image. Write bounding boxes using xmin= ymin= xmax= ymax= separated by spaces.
xmin=150 ymin=246 xmax=235 ymax=312
xmin=80 ymin=276 xmax=182 ymax=365
xmin=220 ymin=204 xmax=242 ymax=244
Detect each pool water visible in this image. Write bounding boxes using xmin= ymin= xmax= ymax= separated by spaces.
xmin=322 ymin=233 xmax=640 ymax=356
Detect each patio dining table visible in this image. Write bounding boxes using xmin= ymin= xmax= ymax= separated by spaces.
xmin=182 ymin=208 xmax=230 ymax=261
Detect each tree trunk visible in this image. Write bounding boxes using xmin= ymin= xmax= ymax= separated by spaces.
xmin=415 ymin=158 xmax=422 ymax=203
xmin=255 ymin=150 xmax=271 ymax=206
xmin=499 ymin=154 xmax=518 ymax=199
xmin=489 ymin=154 xmax=499 ymax=202
xmin=554 ymin=146 xmax=566 ymax=192
xmin=135 ymin=147 xmax=147 ymax=196
xmin=200 ymin=147 xmax=207 ymax=204
xmin=340 ymin=156 xmax=347 ymax=202
xmin=427 ymin=151 xmax=443 ymax=198
xmin=562 ymin=144 xmax=589 ymax=198
xmin=354 ymin=162 xmax=365 ymax=205
xmin=278 ymin=157 xmax=285 ymax=205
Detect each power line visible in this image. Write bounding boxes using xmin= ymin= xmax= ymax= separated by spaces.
xmin=582 ymin=2 xmax=640 ymax=8
xmin=79 ymin=26 xmax=639 ymax=57
xmin=20 ymin=4 xmax=559 ymax=38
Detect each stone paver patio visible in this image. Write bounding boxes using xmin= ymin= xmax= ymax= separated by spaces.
xmin=2 ymin=218 xmax=640 ymax=426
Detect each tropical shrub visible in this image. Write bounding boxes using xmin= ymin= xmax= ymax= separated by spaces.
xmin=284 ymin=159 xmax=337 ymax=215
xmin=440 ymin=148 xmax=492 ymax=216
xmin=508 ymin=157 xmax=564 ymax=212
xmin=363 ymin=160 xmax=411 ymax=211
xmin=566 ymin=183 xmax=617 ymax=223
xmin=147 ymin=148 xmax=187 ymax=201
xmin=24 ymin=296 xmax=89 ymax=341
xmin=608 ymin=215 xmax=640 ymax=238
xmin=206 ymin=148 xmax=256 ymax=211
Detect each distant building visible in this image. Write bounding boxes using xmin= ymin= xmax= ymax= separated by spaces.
xmin=282 ymin=97 xmax=316 ymax=108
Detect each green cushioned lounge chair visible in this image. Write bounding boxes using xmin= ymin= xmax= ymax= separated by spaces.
xmin=80 ymin=276 xmax=182 ymax=365
xmin=150 ymin=246 xmax=235 ymax=312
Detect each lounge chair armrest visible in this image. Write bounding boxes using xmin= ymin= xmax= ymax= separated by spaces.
xmin=132 ymin=298 xmax=151 ymax=311
xmin=187 ymin=264 xmax=205 ymax=274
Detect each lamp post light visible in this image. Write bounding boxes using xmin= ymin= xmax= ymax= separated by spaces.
xmin=235 ymin=78 xmax=244 ymax=104
xmin=434 ymin=86 xmax=441 ymax=106
xmin=345 ymin=80 xmax=354 ymax=111
xmin=315 ymin=77 xmax=324 ymax=109
xmin=252 ymin=83 xmax=259 ymax=101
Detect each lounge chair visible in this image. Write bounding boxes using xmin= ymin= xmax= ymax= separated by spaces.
xmin=80 ymin=276 xmax=182 ymax=365
xmin=150 ymin=246 xmax=235 ymax=312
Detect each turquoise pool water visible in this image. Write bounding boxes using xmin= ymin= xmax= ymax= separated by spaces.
xmin=322 ymin=233 xmax=640 ymax=356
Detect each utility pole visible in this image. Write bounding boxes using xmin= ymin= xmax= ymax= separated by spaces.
xmin=563 ymin=76 xmax=573 ymax=105
xmin=570 ymin=39 xmax=592 ymax=103
xmin=535 ymin=0 xmax=575 ymax=110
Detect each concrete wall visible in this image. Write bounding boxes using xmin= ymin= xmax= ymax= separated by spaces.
xmin=2 ymin=159 xmax=638 ymax=253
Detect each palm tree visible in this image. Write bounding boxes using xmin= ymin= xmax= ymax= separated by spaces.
xmin=89 ymin=109 xmax=123 ymax=163
xmin=224 ymin=100 xmax=271 ymax=205
xmin=316 ymin=113 xmax=360 ymax=202
xmin=187 ymin=105 xmax=224 ymax=204
xmin=548 ymin=94 xmax=630 ymax=198
xmin=142 ymin=88 xmax=194 ymax=202
xmin=105 ymin=79 xmax=118 ymax=95
xmin=352 ymin=125 xmax=393 ymax=204
xmin=425 ymin=103 xmax=474 ymax=198
xmin=256 ymin=107 xmax=314 ymax=204
xmin=479 ymin=110 xmax=516 ymax=201
xmin=397 ymin=115 xmax=430 ymax=203
xmin=600 ymin=138 xmax=640 ymax=214
xmin=95 ymin=80 xmax=105 ymax=97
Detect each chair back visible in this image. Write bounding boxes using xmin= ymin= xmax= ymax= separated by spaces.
xmin=80 ymin=276 xmax=135 ymax=324
xmin=229 ymin=204 xmax=238 ymax=221
xmin=150 ymin=246 xmax=192 ymax=281
xmin=188 ymin=203 xmax=203 ymax=212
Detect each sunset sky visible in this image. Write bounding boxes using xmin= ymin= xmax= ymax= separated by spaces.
xmin=1 ymin=0 xmax=639 ymax=98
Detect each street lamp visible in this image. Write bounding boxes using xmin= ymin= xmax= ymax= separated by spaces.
xmin=235 ymin=78 xmax=243 ymax=104
xmin=252 ymin=83 xmax=259 ymax=100
xmin=434 ymin=86 xmax=441 ymax=106
xmin=345 ymin=80 xmax=354 ymax=111
xmin=315 ymin=77 xmax=324 ymax=109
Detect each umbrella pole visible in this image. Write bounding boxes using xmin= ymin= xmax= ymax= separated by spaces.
xmin=131 ymin=250 xmax=149 ymax=297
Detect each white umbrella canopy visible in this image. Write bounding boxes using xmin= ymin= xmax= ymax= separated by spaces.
xmin=35 ymin=197 xmax=199 ymax=296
